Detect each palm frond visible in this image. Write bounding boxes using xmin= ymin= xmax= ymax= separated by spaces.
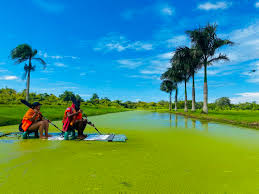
xmin=208 ymin=54 xmax=229 ymax=64
xmin=32 ymin=49 xmax=38 ymax=57
xmin=32 ymin=57 xmax=47 ymax=69
xmin=10 ymin=44 xmax=33 ymax=63
xmin=22 ymin=67 xmax=28 ymax=80
xmin=160 ymin=80 xmax=177 ymax=93
xmin=14 ymin=58 xmax=27 ymax=64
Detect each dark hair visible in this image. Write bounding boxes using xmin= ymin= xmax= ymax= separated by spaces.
xmin=32 ymin=102 xmax=42 ymax=108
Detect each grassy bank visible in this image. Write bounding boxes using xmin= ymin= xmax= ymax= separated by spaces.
xmin=0 ymin=104 xmax=128 ymax=126
xmin=156 ymin=109 xmax=259 ymax=129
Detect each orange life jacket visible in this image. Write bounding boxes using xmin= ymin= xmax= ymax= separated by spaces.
xmin=62 ymin=106 xmax=82 ymax=126
xmin=21 ymin=108 xmax=42 ymax=131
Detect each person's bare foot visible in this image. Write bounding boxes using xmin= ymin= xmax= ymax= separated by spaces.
xmin=40 ymin=136 xmax=48 ymax=139
xmin=77 ymin=135 xmax=86 ymax=140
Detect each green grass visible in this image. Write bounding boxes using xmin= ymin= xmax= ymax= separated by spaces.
xmin=156 ymin=109 xmax=259 ymax=128
xmin=0 ymin=104 xmax=128 ymax=126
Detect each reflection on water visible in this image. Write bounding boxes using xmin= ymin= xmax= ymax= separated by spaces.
xmin=168 ymin=112 xmax=207 ymax=131
xmin=2 ymin=110 xmax=259 ymax=146
xmin=191 ymin=119 xmax=196 ymax=129
xmin=175 ymin=114 xmax=178 ymax=128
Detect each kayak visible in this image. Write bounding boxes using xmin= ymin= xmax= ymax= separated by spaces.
xmin=0 ymin=132 xmax=127 ymax=142
xmin=48 ymin=133 xmax=127 ymax=142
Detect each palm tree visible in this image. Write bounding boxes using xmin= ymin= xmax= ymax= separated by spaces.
xmin=186 ymin=24 xmax=233 ymax=113
xmin=173 ymin=46 xmax=192 ymax=112
xmin=11 ymin=44 xmax=46 ymax=101
xmin=160 ymin=80 xmax=176 ymax=111
xmin=189 ymin=47 xmax=202 ymax=111
xmin=161 ymin=66 xmax=182 ymax=111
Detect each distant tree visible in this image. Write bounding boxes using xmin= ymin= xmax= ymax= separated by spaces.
xmin=11 ymin=44 xmax=46 ymax=101
xmin=215 ymin=97 xmax=231 ymax=109
xmin=161 ymin=65 xmax=182 ymax=111
xmin=59 ymin=91 xmax=75 ymax=102
xmin=103 ymin=97 xmax=111 ymax=101
xmin=89 ymin=93 xmax=100 ymax=104
xmin=173 ymin=46 xmax=192 ymax=112
xmin=75 ymin=94 xmax=84 ymax=102
xmin=91 ymin=93 xmax=99 ymax=100
xmin=160 ymin=80 xmax=177 ymax=111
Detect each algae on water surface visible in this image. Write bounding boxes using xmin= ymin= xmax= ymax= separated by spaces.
xmin=1 ymin=111 xmax=259 ymax=193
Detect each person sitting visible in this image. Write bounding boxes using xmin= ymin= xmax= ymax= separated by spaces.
xmin=62 ymin=99 xmax=94 ymax=140
xmin=19 ymin=102 xmax=50 ymax=139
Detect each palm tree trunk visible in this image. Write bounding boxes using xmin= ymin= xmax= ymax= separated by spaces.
xmin=192 ymin=73 xmax=196 ymax=111
xmin=169 ymin=91 xmax=172 ymax=111
xmin=26 ymin=69 xmax=30 ymax=102
xmin=184 ymin=79 xmax=188 ymax=112
xmin=174 ymin=86 xmax=178 ymax=111
xmin=203 ymin=63 xmax=208 ymax=114
xmin=26 ymin=59 xmax=32 ymax=102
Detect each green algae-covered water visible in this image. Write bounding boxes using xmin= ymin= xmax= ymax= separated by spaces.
xmin=1 ymin=110 xmax=259 ymax=193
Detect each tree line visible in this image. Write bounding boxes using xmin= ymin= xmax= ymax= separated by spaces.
xmin=160 ymin=23 xmax=234 ymax=114
xmin=1 ymin=88 xmax=258 ymax=110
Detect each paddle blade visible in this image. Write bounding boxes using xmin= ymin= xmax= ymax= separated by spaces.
xmin=20 ymin=99 xmax=32 ymax=108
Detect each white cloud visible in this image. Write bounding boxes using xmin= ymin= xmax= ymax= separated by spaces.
xmin=198 ymin=2 xmax=230 ymax=10
xmin=160 ymin=6 xmax=174 ymax=16
xmin=95 ymin=33 xmax=153 ymax=52
xmin=157 ymin=52 xmax=174 ymax=60
xmin=131 ymin=41 xmax=153 ymax=51
xmin=223 ymin=22 xmax=259 ymax=63
xmin=32 ymin=0 xmax=65 ymax=13
xmin=129 ymin=74 xmax=160 ymax=80
xmin=54 ymin=62 xmax=66 ymax=67
xmin=140 ymin=70 xmax=162 ymax=74
xmin=0 ymin=76 xmax=18 ymax=80
xmin=41 ymin=67 xmax=54 ymax=74
xmin=245 ymin=62 xmax=259 ymax=83
xmin=117 ymin=59 xmax=143 ymax=69
xmin=166 ymin=35 xmax=189 ymax=48
xmin=39 ymin=51 xmax=78 ymax=60
xmin=80 ymin=72 xmax=86 ymax=76
xmin=230 ymin=92 xmax=259 ymax=104
xmin=117 ymin=50 xmax=172 ymax=75
xmin=256 ymin=2 xmax=259 ymax=8
xmin=121 ymin=3 xmax=175 ymax=21
xmin=0 ymin=69 xmax=8 ymax=73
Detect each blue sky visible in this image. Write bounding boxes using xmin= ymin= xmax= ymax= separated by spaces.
xmin=0 ymin=0 xmax=259 ymax=103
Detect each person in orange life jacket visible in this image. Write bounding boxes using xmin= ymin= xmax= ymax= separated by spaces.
xmin=62 ymin=99 xmax=94 ymax=140
xmin=20 ymin=102 xmax=50 ymax=139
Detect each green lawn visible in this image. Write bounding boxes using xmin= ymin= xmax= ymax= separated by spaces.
xmin=156 ymin=109 xmax=259 ymax=129
xmin=0 ymin=104 xmax=128 ymax=126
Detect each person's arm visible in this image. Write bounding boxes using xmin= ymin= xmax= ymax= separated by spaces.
xmin=28 ymin=109 xmax=40 ymax=122
xmin=67 ymin=109 xmax=82 ymax=118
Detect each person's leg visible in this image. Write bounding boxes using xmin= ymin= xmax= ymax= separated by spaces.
xmin=42 ymin=120 xmax=51 ymax=137
xmin=27 ymin=121 xmax=45 ymax=139
xmin=34 ymin=129 xmax=39 ymax=138
xmin=74 ymin=120 xmax=87 ymax=139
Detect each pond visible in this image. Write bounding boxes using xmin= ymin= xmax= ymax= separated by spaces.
xmin=1 ymin=110 xmax=259 ymax=193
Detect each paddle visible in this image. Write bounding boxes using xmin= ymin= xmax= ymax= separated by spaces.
xmin=82 ymin=113 xmax=102 ymax=135
xmin=20 ymin=100 xmax=63 ymax=133
xmin=0 ymin=132 xmax=13 ymax=138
